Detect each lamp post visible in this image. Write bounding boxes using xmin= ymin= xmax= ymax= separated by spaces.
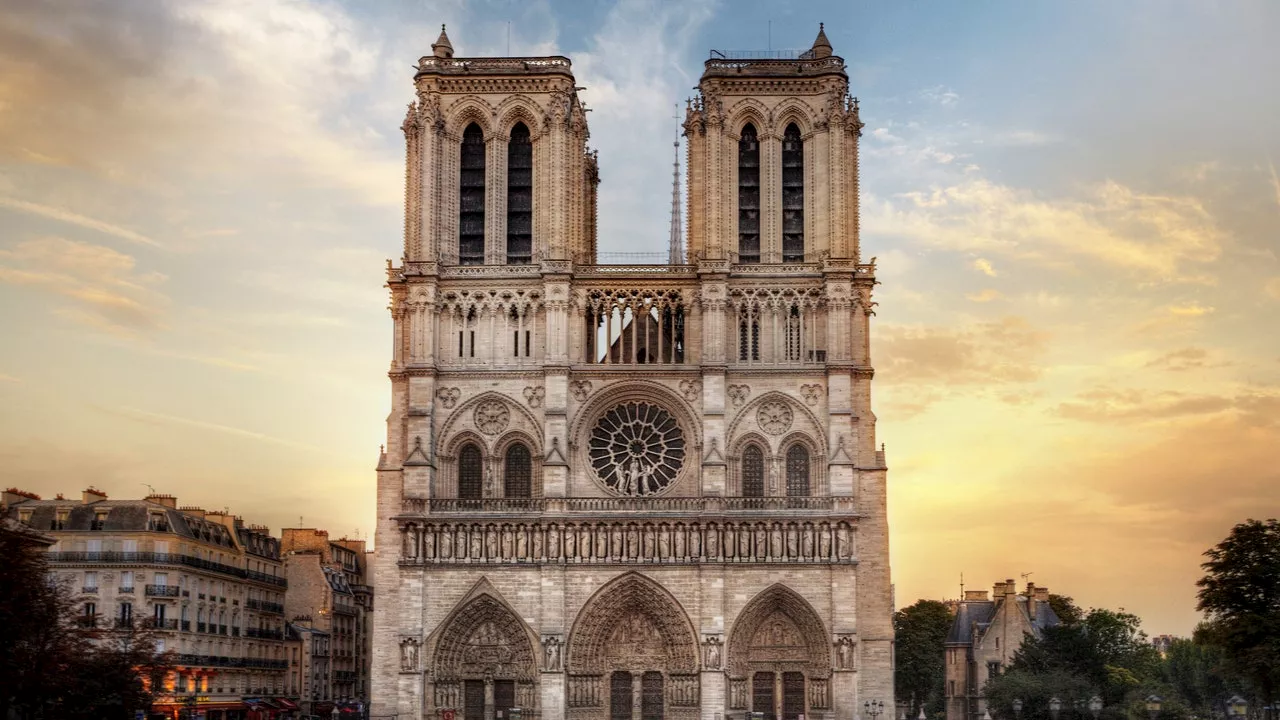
xmin=1050 ymin=698 xmax=1063 ymax=720
xmin=1013 ymin=699 xmax=1024 ymax=720
xmin=1146 ymin=695 xmax=1163 ymax=720
xmin=1089 ymin=695 xmax=1103 ymax=720
xmin=183 ymin=691 xmax=198 ymax=720
xmin=866 ymin=700 xmax=886 ymax=720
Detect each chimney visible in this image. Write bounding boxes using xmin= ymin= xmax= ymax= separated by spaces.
xmin=180 ymin=506 xmax=207 ymax=519
xmin=82 ymin=487 xmax=108 ymax=504
xmin=3 ymin=488 xmax=41 ymax=509
xmin=964 ymin=590 xmax=990 ymax=602
xmin=145 ymin=494 xmax=178 ymax=509
xmin=1027 ymin=582 xmax=1038 ymax=617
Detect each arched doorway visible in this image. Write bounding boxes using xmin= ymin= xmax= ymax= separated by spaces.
xmin=429 ymin=589 xmax=540 ymax=720
xmin=726 ymin=585 xmax=832 ymax=720
xmin=566 ymin=573 xmax=700 ymax=720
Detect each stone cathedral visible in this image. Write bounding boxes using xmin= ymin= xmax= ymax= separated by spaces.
xmin=371 ymin=24 xmax=893 ymax=720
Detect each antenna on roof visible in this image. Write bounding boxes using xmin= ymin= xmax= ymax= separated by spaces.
xmin=1021 ymin=572 xmax=1034 ymax=583
xmin=768 ymin=20 xmax=772 ymax=50
xmin=506 ymin=21 xmax=511 ymax=56
xmin=960 ymin=572 xmax=964 ymax=597
xmin=142 ymin=483 xmax=155 ymax=495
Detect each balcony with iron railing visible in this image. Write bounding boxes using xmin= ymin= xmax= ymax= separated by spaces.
xmin=246 ymin=627 xmax=284 ymax=641
xmin=43 ymin=551 xmax=288 ymax=588
xmin=142 ymin=617 xmax=179 ymax=630
xmin=246 ymin=599 xmax=285 ymax=614
xmin=146 ymin=584 xmax=181 ymax=598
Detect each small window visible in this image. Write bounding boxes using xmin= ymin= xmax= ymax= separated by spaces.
xmin=742 ymin=445 xmax=765 ymax=497
xmin=458 ymin=444 xmax=483 ymax=500
xmin=503 ymin=443 xmax=532 ymax=498
xmin=785 ymin=444 xmax=810 ymax=496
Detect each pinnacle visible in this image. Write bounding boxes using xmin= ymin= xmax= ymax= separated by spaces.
xmin=432 ymin=23 xmax=454 ymax=59
xmin=811 ymin=22 xmax=832 ymax=58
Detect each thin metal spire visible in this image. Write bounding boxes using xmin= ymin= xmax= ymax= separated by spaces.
xmin=668 ymin=104 xmax=683 ymax=265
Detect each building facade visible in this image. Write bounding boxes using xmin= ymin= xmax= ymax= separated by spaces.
xmin=372 ymin=25 xmax=892 ymax=720
xmin=281 ymin=528 xmax=374 ymax=715
xmin=2 ymin=489 xmax=292 ymax=720
xmin=944 ymin=580 xmax=1060 ymax=720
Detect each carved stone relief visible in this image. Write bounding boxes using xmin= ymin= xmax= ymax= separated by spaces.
xmin=523 ymin=386 xmax=545 ymax=408
xmin=542 ymin=635 xmax=563 ymax=671
xmin=436 ymin=387 xmax=461 ymax=409
xmin=800 ymin=384 xmax=822 ymax=406
xmin=834 ymin=634 xmax=857 ymax=671
xmin=678 ymin=379 xmax=702 ymax=402
xmin=569 ymin=380 xmax=593 ymax=402
xmin=757 ymin=400 xmax=794 ymax=435
xmin=473 ymin=399 xmax=510 ymax=435
xmin=703 ymin=634 xmax=724 ymax=669
xmin=727 ymin=384 xmax=751 ymax=408
xmin=400 ymin=636 xmax=421 ymax=672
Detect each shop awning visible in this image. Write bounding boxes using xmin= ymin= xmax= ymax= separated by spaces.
xmin=275 ymin=698 xmax=299 ymax=710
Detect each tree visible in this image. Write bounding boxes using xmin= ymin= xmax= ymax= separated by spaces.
xmin=1049 ymin=594 xmax=1084 ymax=627
xmin=984 ymin=608 xmax=1163 ymax=720
xmin=0 ymin=523 xmax=172 ymax=719
xmin=895 ymin=599 xmax=954 ymax=720
xmin=1197 ymin=518 xmax=1280 ymax=709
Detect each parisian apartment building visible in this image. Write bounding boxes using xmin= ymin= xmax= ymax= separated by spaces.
xmin=2 ymin=488 xmax=367 ymax=720
xmin=280 ymin=527 xmax=375 ymax=717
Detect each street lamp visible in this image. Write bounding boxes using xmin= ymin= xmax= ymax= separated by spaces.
xmin=1089 ymin=695 xmax=1103 ymax=720
xmin=1227 ymin=696 xmax=1248 ymax=720
xmin=1146 ymin=695 xmax=1163 ymax=720
xmin=1013 ymin=699 xmax=1024 ymax=720
xmin=866 ymin=700 xmax=886 ymax=720
xmin=1050 ymin=697 xmax=1063 ymax=720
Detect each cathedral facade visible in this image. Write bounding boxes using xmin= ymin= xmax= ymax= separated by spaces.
xmin=371 ymin=25 xmax=892 ymax=720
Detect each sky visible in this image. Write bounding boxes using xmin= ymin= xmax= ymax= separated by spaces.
xmin=1 ymin=0 xmax=1278 ymax=637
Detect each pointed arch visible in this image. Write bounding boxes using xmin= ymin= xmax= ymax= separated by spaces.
xmin=726 ymin=584 xmax=830 ymax=680
xmin=426 ymin=580 xmax=540 ymax=715
xmin=567 ymin=572 xmax=700 ymax=675
xmin=770 ymin=99 xmax=816 ymax=138
xmin=496 ymin=96 xmax=545 ymax=140
xmin=726 ymin=98 xmax=770 ymax=139
xmin=445 ymin=98 xmax=495 ymax=139
xmin=727 ymin=391 xmax=827 ymax=460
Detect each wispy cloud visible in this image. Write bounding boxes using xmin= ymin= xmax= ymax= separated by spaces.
xmin=966 ymin=288 xmax=1003 ymax=302
xmin=101 ymin=405 xmax=330 ymax=454
xmin=0 ymin=196 xmax=162 ymax=247
xmin=971 ymin=258 xmax=997 ymax=277
xmin=1269 ymin=160 xmax=1280 ymax=208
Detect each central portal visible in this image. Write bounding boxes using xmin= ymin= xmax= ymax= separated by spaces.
xmin=567 ymin=573 xmax=700 ymax=720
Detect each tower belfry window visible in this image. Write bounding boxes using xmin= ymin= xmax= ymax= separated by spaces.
xmin=738 ymin=124 xmax=761 ymax=263
xmin=782 ymin=123 xmax=804 ymax=262
xmin=506 ymin=122 xmax=533 ymax=264
xmin=459 ymin=123 xmax=486 ymax=265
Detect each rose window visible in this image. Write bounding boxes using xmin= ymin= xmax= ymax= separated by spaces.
xmin=588 ymin=402 xmax=686 ymax=496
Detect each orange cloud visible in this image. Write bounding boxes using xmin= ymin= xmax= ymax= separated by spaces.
xmin=966 ymin=288 xmax=1003 ymax=302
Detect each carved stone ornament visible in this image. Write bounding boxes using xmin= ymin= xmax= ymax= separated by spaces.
xmin=801 ymin=383 xmax=822 ymax=406
xmin=541 ymin=634 xmax=563 ymax=671
xmin=757 ymin=400 xmax=794 ymax=435
xmin=834 ymin=634 xmax=857 ymax=671
xmin=678 ymin=379 xmax=702 ymax=403
xmin=703 ymin=634 xmax=724 ymax=669
xmin=399 ymin=636 xmax=422 ymax=672
xmin=473 ymin=400 xmax=510 ymax=435
xmin=588 ymin=401 xmax=686 ymax=496
xmin=569 ymin=380 xmax=593 ymax=402
xmin=436 ymin=387 xmax=461 ymax=409
xmin=727 ymin=384 xmax=751 ymax=409
xmin=523 ymin=386 xmax=545 ymax=408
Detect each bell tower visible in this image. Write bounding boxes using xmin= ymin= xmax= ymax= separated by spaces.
xmin=684 ymin=24 xmax=863 ymax=264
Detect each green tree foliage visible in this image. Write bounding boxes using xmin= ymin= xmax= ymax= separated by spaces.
xmin=895 ymin=599 xmax=954 ymax=720
xmin=1160 ymin=632 xmax=1234 ymax=717
xmin=984 ymin=608 xmax=1164 ymax=720
xmin=1196 ymin=518 xmax=1280 ymax=708
xmin=1049 ymin=595 xmax=1085 ymax=627
xmin=0 ymin=523 xmax=172 ymax=719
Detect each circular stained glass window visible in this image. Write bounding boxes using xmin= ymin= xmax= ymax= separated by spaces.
xmin=588 ymin=401 xmax=686 ymax=496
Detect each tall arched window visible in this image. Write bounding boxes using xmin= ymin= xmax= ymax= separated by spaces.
xmin=459 ymin=123 xmax=486 ymax=266
xmin=458 ymin=443 xmax=483 ymax=499
xmin=738 ymin=123 xmax=760 ymax=263
xmin=782 ymin=123 xmax=804 ymax=262
xmin=785 ymin=444 xmax=810 ymax=496
xmin=506 ymin=122 xmax=533 ymax=264
xmin=742 ymin=444 xmax=765 ymax=497
xmin=503 ymin=443 xmax=531 ymax=498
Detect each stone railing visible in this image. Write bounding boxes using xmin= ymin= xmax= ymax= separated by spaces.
xmin=398 ymin=517 xmax=855 ymax=566
xmin=417 ymin=56 xmax=573 ymax=74
xmin=402 ymin=496 xmax=849 ymax=516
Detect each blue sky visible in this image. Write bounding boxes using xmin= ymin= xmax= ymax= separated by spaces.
xmin=1 ymin=0 xmax=1278 ymax=635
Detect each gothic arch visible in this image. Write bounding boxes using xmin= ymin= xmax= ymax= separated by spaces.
xmin=567 ymin=572 xmax=700 ymax=676
xmin=726 ymin=99 xmax=770 ymax=139
xmin=726 ymin=583 xmax=830 ymax=679
xmin=494 ymin=430 xmax=543 ymax=498
xmin=726 ymin=391 xmax=827 ymax=459
xmin=440 ymin=391 xmax=544 ymax=450
xmin=426 ymin=580 xmax=540 ymax=714
xmin=496 ymin=96 xmax=546 ymax=140
xmin=771 ymin=99 xmax=817 ymax=137
xmin=445 ymin=97 xmax=496 ymax=139
xmin=729 ymin=431 xmax=771 ymax=496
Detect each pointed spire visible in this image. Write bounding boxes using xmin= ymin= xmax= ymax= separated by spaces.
xmin=811 ymin=22 xmax=832 ymax=58
xmin=432 ymin=24 xmax=454 ymax=59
